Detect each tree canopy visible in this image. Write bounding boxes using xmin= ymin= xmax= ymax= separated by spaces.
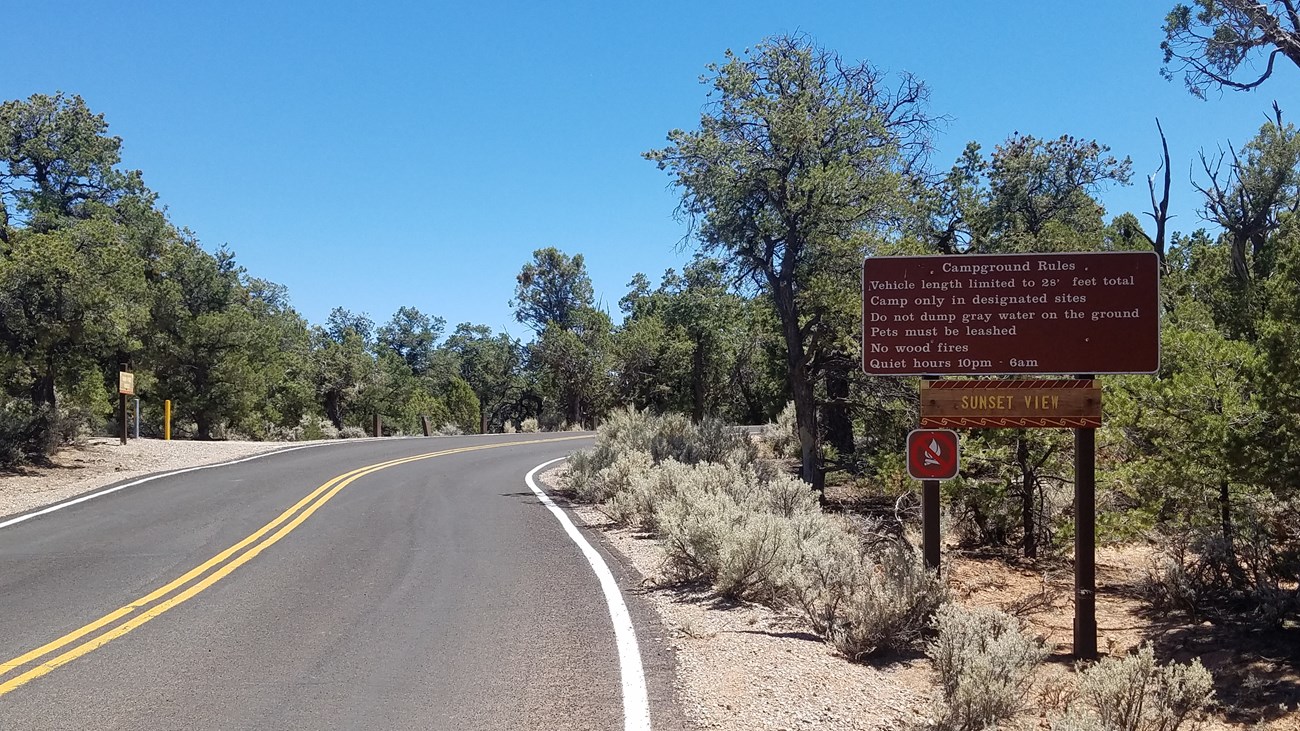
xmin=646 ymin=34 xmax=935 ymax=488
xmin=1162 ymin=0 xmax=1300 ymax=97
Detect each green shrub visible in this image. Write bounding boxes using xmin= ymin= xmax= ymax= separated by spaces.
xmin=519 ymin=417 xmax=540 ymax=433
xmin=0 ymin=400 xmax=92 ymax=467
xmin=713 ymin=510 xmax=802 ymax=602
xmin=1055 ymin=644 xmax=1214 ymax=731
xmin=658 ymin=479 xmax=734 ymax=585
xmin=823 ymin=542 xmax=948 ymax=659
xmin=605 ymin=459 xmax=695 ymax=531
xmin=1140 ymin=519 xmax=1300 ymax=628
xmin=790 ymin=512 xmax=866 ymax=635
xmin=791 ymin=511 xmax=949 ymax=660
xmin=928 ymin=604 xmax=1050 ymax=731
xmin=648 ymin=414 xmax=756 ymax=467
xmin=578 ymin=449 xmax=653 ymax=504
xmin=293 ymin=415 xmax=338 ymax=441
xmin=0 ymin=400 xmax=37 ymax=467
xmin=651 ymin=461 xmax=808 ymax=602
xmin=568 ymin=408 xmax=756 ymax=492
xmin=339 ymin=426 xmax=366 ymax=439
xmin=761 ymin=401 xmax=799 ymax=459
xmin=564 ymin=405 xmax=945 ymax=657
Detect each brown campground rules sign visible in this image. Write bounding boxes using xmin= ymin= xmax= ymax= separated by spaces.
xmin=862 ymin=252 xmax=1160 ymax=376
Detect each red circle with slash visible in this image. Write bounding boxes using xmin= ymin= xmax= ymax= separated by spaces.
xmin=907 ymin=429 xmax=960 ymax=480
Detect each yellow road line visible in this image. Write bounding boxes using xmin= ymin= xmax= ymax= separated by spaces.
xmin=0 ymin=435 xmax=589 ymax=697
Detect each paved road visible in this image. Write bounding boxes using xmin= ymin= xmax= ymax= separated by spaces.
xmin=0 ymin=433 xmax=682 ymax=730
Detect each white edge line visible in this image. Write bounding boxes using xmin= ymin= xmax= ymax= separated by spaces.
xmin=0 ymin=437 xmax=407 ymax=531
xmin=525 ymin=457 xmax=652 ymax=731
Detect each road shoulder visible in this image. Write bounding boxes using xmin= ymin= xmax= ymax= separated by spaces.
xmin=536 ymin=463 xmax=695 ymax=731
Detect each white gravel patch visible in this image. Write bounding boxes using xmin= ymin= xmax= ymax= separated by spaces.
xmin=0 ymin=437 xmax=308 ymax=519
xmin=540 ymin=464 xmax=935 ymax=731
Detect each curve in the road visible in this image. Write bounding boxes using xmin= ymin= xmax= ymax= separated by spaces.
xmin=0 ymin=436 xmax=592 ymax=700
xmin=527 ymin=458 xmax=650 ymax=731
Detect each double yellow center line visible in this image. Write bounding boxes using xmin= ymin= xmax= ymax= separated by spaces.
xmin=0 ymin=436 xmax=587 ymax=697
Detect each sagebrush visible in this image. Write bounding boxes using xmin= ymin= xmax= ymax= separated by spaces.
xmin=1055 ymin=644 xmax=1214 ymax=731
xmin=927 ymin=603 xmax=1050 ymax=731
xmin=566 ymin=407 xmax=946 ymax=658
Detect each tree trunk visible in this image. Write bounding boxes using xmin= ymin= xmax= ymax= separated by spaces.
xmin=26 ymin=357 xmax=57 ymax=453
xmin=771 ymin=280 xmax=822 ymax=492
xmin=195 ymin=413 xmax=214 ymax=441
xmin=823 ymin=356 xmax=854 ymax=460
xmin=733 ymin=361 xmax=762 ymax=425
xmin=1219 ymin=478 xmax=1248 ymax=587
xmin=1016 ymin=434 xmax=1037 ymax=559
xmin=29 ymin=358 xmax=56 ymax=411
xmin=691 ymin=339 xmax=706 ymax=423
xmin=567 ymin=391 xmax=582 ymax=429
xmin=324 ymin=392 xmax=344 ymax=430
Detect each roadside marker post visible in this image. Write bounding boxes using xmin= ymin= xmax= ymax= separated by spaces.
xmin=863 ymin=252 xmax=1159 ymax=660
xmin=118 ymin=366 xmax=134 ymax=446
xmin=164 ymin=400 xmax=172 ymax=441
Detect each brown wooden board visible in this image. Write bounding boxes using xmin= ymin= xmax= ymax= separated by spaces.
xmin=862 ymin=252 xmax=1160 ymax=375
xmin=919 ymin=379 xmax=1101 ymax=429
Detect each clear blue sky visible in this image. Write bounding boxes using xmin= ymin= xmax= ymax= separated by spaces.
xmin=5 ymin=1 xmax=1297 ymax=338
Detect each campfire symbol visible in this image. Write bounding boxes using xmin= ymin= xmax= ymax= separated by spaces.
xmin=923 ymin=439 xmax=943 ymax=467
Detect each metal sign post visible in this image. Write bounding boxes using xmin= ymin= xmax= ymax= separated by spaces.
xmin=908 ymin=426 xmax=958 ymax=571
xmin=1074 ymin=374 xmax=1098 ymax=660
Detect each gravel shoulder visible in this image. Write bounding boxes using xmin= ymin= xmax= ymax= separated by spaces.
xmin=0 ymin=437 xmax=305 ymax=519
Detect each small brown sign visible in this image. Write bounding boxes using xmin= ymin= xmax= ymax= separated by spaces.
xmin=862 ymin=252 xmax=1160 ymax=376
xmin=118 ymin=372 xmax=135 ymax=396
xmin=919 ymin=379 xmax=1101 ymax=429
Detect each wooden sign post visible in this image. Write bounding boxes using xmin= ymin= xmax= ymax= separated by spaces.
xmin=863 ymin=251 xmax=1159 ymax=660
xmin=118 ymin=367 xmax=135 ymax=446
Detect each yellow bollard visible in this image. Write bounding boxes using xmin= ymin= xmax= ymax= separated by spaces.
xmin=164 ymin=400 xmax=171 ymax=441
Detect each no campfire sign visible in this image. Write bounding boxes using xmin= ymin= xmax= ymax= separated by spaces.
xmin=907 ymin=429 xmax=960 ymax=480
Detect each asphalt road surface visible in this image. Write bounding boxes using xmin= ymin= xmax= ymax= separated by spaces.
xmin=0 ymin=433 xmax=683 ymax=730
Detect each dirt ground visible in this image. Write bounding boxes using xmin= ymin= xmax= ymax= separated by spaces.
xmin=821 ymin=481 xmax=1300 ymax=730
xmin=944 ymin=546 xmax=1300 ymax=729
